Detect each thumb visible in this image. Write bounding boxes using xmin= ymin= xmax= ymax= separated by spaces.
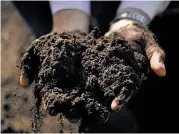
xmin=150 ymin=51 xmax=166 ymax=77
xmin=142 ymin=32 xmax=166 ymax=77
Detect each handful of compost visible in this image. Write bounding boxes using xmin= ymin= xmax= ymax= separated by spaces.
xmin=19 ymin=28 xmax=149 ymax=132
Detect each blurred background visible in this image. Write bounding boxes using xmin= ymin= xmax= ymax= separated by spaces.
xmin=1 ymin=1 xmax=34 ymax=132
xmin=1 ymin=1 xmax=179 ymax=133
xmin=1 ymin=1 xmax=78 ymax=132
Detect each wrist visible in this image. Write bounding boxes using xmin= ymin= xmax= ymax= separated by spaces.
xmin=52 ymin=9 xmax=89 ymax=33
xmin=118 ymin=1 xmax=170 ymax=20
xmin=110 ymin=8 xmax=151 ymax=28
xmin=108 ymin=19 xmax=143 ymax=34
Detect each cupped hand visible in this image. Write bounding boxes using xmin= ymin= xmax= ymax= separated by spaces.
xmin=19 ymin=19 xmax=166 ymax=113
xmin=105 ymin=19 xmax=166 ymax=111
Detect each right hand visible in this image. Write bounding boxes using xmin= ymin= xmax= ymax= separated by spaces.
xmin=105 ymin=19 xmax=166 ymax=112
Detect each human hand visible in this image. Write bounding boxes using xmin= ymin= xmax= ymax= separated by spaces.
xmin=105 ymin=19 xmax=166 ymax=111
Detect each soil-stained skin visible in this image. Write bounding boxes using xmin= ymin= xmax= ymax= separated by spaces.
xmin=20 ymin=28 xmax=149 ymax=132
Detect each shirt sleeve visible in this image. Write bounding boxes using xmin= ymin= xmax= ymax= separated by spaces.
xmin=49 ymin=0 xmax=91 ymax=16
xmin=118 ymin=1 xmax=171 ymax=20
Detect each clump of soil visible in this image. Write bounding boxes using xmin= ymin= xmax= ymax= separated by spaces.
xmin=19 ymin=28 xmax=149 ymax=132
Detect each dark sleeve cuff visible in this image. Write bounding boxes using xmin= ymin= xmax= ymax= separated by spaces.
xmin=110 ymin=8 xmax=151 ymax=28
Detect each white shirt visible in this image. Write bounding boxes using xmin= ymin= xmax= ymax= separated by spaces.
xmin=49 ymin=1 xmax=170 ymax=21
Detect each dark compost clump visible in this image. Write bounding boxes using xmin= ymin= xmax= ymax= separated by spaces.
xmin=19 ymin=28 xmax=149 ymax=132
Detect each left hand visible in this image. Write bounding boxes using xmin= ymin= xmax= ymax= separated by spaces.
xmin=105 ymin=19 xmax=166 ymax=111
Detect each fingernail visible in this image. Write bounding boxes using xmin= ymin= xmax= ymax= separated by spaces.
xmin=111 ymin=98 xmax=125 ymax=112
xmin=104 ymin=32 xmax=111 ymax=37
xmin=111 ymin=99 xmax=119 ymax=111
xmin=158 ymin=62 xmax=166 ymax=77
xmin=20 ymin=75 xmax=29 ymax=86
xmin=162 ymin=62 xmax=166 ymax=70
xmin=150 ymin=54 xmax=166 ymax=77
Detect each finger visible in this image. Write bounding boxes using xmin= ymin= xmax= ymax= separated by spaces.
xmin=150 ymin=52 xmax=166 ymax=77
xmin=111 ymin=98 xmax=122 ymax=111
xmin=142 ymin=32 xmax=166 ymax=77
xmin=20 ymin=74 xmax=29 ymax=87
xmin=104 ymin=31 xmax=112 ymax=37
xmin=19 ymin=47 xmax=40 ymax=86
xmin=111 ymin=87 xmax=132 ymax=111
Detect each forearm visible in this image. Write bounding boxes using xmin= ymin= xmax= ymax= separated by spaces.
xmin=49 ymin=1 xmax=90 ymax=33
